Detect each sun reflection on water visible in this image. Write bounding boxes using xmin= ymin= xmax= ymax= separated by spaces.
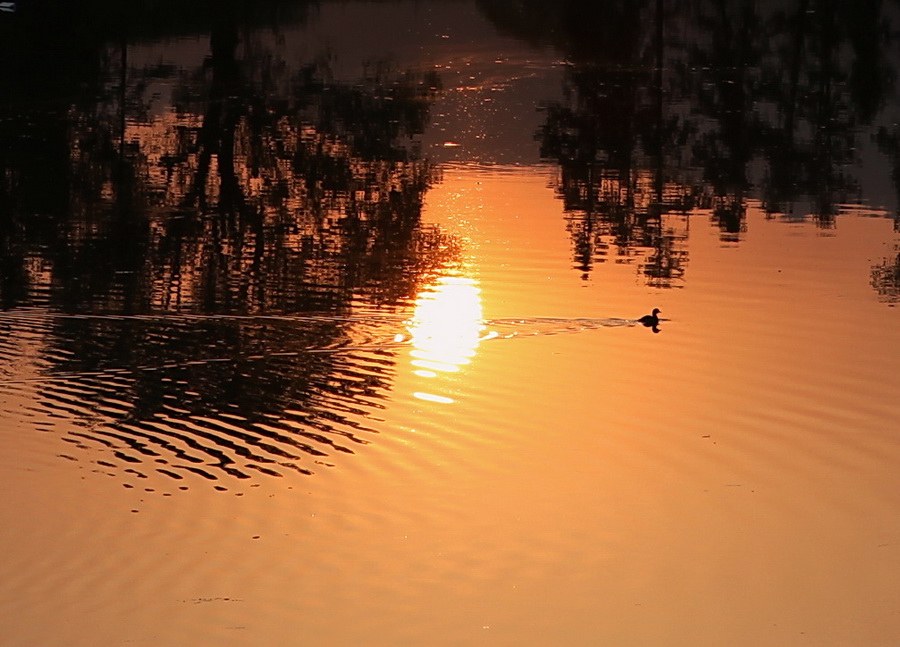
xmin=406 ymin=275 xmax=484 ymax=404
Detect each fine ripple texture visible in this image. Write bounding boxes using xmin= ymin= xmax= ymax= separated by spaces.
xmin=5 ymin=1 xmax=900 ymax=643
xmin=0 ymin=309 xmax=645 ymax=486
xmin=0 ymin=310 xmax=403 ymax=484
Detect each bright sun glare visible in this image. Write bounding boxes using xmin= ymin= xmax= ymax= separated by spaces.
xmin=407 ymin=275 xmax=484 ymax=404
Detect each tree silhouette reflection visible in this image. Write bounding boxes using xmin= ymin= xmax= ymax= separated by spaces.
xmin=483 ymin=0 xmax=900 ymax=284
xmin=871 ymin=252 xmax=900 ymax=303
xmin=0 ymin=7 xmax=454 ymax=481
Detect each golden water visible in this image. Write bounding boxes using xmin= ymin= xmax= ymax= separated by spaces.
xmin=3 ymin=165 xmax=899 ymax=646
xmin=2 ymin=2 xmax=900 ymax=645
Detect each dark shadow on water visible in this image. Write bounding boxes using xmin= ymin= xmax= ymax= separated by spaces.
xmin=482 ymin=0 xmax=900 ymax=288
xmin=871 ymin=251 xmax=900 ymax=303
xmin=0 ymin=4 xmax=454 ymax=486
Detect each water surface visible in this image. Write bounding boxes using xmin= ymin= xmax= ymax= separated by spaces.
xmin=2 ymin=2 xmax=900 ymax=645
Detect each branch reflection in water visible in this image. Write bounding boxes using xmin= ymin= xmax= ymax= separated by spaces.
xmin=406 ymin=274 xmax=484 ymax=405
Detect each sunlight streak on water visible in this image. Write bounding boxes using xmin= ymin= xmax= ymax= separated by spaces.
xmin=404 ymin=274 xmax=484 ymax=404
xmin=4 ymin=1 xmax=900 ymax=644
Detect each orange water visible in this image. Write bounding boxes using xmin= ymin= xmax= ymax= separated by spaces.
xmin=3 ymin=165 xmax=900 ymax=646
xmin=3 ymin=2 xmax=900 ymax=645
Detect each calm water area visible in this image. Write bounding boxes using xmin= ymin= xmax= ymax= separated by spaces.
xmin=2 ymin=1 xmax=900 ymax=645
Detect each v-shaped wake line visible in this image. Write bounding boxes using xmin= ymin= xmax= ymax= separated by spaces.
xmin=0 ymin=313 xmax=649 ymax=386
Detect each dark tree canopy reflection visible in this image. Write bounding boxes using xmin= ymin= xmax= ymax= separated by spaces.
xmin=871 ymin=251 xmax=900 ymax=303
xmin=483 ymin=0 xmax=900 ymax=285
xmin=0 ymin=4 xmax=455 ymax=482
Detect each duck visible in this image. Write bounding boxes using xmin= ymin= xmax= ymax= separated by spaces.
xmin=637 ymin=308 xmax=661 ymax=327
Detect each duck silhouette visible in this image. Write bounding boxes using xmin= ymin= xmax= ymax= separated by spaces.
xmin=637 ymin=308 xmax=661 ymax=327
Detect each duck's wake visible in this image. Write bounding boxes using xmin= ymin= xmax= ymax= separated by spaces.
xmin=0 ymin=311 xmax=644 ymax=385
xmin=480 ymin=316 xmax=635 ymax=339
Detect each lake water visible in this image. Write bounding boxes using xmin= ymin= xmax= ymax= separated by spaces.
xmin=2 ymin=1 xmax=900 ymax=645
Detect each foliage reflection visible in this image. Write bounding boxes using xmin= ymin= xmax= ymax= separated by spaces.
xmin=0 ymin=5 xmax=455 ymax=483
xmin=482 ymin=0 xmax=900 ymax=286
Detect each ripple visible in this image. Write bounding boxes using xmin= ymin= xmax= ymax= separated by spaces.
xmin=0 ymin=308 xmax=653 ymax=488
